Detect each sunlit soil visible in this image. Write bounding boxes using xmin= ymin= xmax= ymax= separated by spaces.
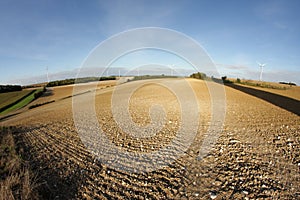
xmin=1 ymin=79 xmax=299 ymax=199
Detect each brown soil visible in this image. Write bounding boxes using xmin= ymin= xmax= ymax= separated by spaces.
xmin=0 ymin=78 xmax=299 ymax=199
xmin=33 ymin=80 xmax=116 ymax=104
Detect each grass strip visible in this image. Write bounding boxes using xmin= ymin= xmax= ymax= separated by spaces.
xmin=0 ymin=89 xmax=43 ymax=115
xmin=0 ymin=90 xmax=32 ymax=110
xmin=0 ymin=90 xmax=34 ymax=113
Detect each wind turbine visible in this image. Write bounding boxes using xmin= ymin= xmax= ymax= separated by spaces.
xmin=257 ymin=62 xmax=266 ymax=81
xmin=46 ymin=66 xmax=50 ymax=83
xmin=170 ymin=64 xmax=174 ymax=76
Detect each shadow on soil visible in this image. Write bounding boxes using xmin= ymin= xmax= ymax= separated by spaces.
xmin=225 ymin=83 xmax=300 ymax=116
xmin=42 ymin=89 xmax=54 ymax=97
xmin=0 ymin=112 xmax=20 ymax=122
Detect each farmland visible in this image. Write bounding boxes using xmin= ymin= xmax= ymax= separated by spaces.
xmin=0 ymin=90 xmax=33 ymax=111
xmin=0 ymin=78 xmax=299 ymax=199
xmin=234 ymin=83 xmax=300 ymax=101
xmin=0 ymin=89 xmax=45 ymax=116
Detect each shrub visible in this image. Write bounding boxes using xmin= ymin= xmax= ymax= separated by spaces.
xmin=221 ymin=76 xmax=233 ymax=84
xmin=190 ymin=72 xmax=207 ymax=80
xmin=0 ymin=85 xmax=22 ymax=93
xmin=46 ymin=77 xmax=116 ymax=87
xmin=29 ymin=100 xmax=55 ymax=109
xmin=34 ymin=90 xmax=44 ymax=99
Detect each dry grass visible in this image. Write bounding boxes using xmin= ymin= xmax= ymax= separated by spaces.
xmin=0 ymin=127 xmax=38 ymax=200
xmin=236 ymin=82 xmax=300 ymax=101
xmin=228 ymin=78 xmax=289 ymax=89
xmin=227 ymin=78 xmax=300 ymax=101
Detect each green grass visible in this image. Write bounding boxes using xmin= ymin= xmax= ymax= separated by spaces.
xmin=0 ymin=90 xmax=32 ymax=110
xmin=0 ymin=89 xmax=42 ymax=115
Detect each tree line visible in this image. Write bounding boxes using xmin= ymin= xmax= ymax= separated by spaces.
xmin=46 ymin=76 xmax=116 ymax=87
xmin=0 ymin=85 xmax=22 ymax=93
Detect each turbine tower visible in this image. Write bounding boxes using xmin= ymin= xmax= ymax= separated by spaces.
xmin=46 ymin=66 xmax=49 ymax=83
xmin=257 ymin=62 xmax=266 ymax=81
xmin=171 ymin=64 xmax=174 ymax=76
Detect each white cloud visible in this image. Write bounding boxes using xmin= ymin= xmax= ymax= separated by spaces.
xmin=215 ymin=61 xmax=300 ymax=85
xmin=264 ymin=69 xmax=300 ymax=85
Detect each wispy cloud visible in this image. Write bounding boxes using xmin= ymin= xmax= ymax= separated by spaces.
xmin=215 ymin=61 xmax=300 ymax=85
xmin=215 ymin=63 xmax=248 ymax=70
xmin=254 ymin=0 xmax=285 ymax=19
xmin=254 ymin=0 xmax=290 ymax=30
xmin=7 ymin=64 xmax=194 ymax=85
xmin=273 ymin=22 xmax=287 ymax=30
xmin=264 ymin=69 xmax=300 ymax=84
xmin=98 ymin=0 xmax=179 ymax=35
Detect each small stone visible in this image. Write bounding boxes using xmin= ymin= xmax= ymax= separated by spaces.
xmin=242 ymin=190 xmax=249 ymax=195
xmin=229 ymin=139 xmax=240 ymax=144
xmin=210 ymin=191 xmax=217 ymax=199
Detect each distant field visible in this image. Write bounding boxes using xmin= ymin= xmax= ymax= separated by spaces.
xmin=32 ymin=80 xmax=116 ymax=105
xmin=0 ymin=89 xmax=43 ymax=115
xmin=235 ymin=83 xmax=300 ymax=101
xmin=0 ymin=90 xmax=32 ymax=110
xmin=228 ymin=78 xmax=290 ymax=90
xmin=224 ymin=78 xmax=300 ymax=101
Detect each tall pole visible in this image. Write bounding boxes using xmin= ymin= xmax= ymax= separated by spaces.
xmin=257 ymin=62 xmax=266 ymax=81
xmin=259 ymin=66 xmax=263 ymax=81
xmin=46 ymin=66 xmax=49 ymax=83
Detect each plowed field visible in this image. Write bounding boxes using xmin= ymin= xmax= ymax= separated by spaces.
xmin=1 ymin=78 xmax=299 ymax=199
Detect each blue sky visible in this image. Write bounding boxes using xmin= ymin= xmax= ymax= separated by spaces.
xmin=0 ymin=0 xmax=300 ymax=85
